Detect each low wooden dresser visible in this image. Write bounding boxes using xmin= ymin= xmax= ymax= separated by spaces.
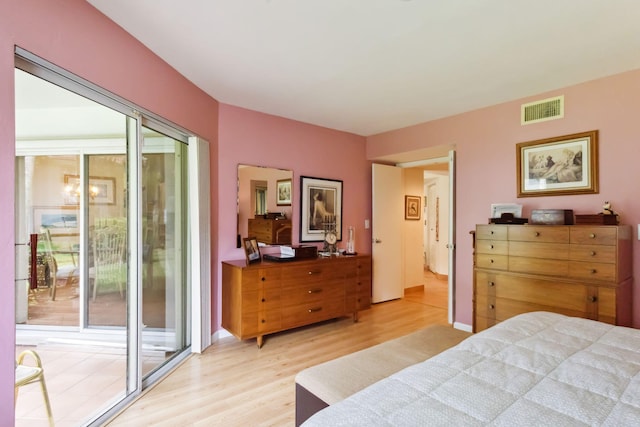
xmin=222 ymin=254 xmax=371 ymax=347
xmin=474 ymin=224 xmax=632 ymax=332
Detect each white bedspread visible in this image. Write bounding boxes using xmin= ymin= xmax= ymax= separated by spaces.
xmin=302 ymin=312 xmax=640 ymax=426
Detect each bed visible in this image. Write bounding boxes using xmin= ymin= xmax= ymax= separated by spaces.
xmin=302 ymin=312 xmax=640 ymax=426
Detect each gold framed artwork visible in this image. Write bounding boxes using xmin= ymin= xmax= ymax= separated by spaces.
xmin=276 ymin=178 xmax=292 ymax=206
xmin=516 ymin=130 xmax=598 ymax=197
xmin=404 ymin=195 xmax=421 ymax=220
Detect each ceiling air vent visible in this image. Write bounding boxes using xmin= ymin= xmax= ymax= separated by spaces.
xmin=521 ymin=95 xmax=564 ymax=125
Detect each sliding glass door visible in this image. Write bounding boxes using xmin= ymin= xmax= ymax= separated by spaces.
xmin=14 ymin=55 xmax=192 ymax=426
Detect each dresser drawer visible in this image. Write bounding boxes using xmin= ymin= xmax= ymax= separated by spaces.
xmin=568 ymin=261 xmax=616 ymax=282
xmin=475 ymin=292 xmax=496 ymax=319
xmin=280 ymin=280 xmax=345 ymax=306
xmin=508 ymin=226 xmax=569 ymax=243
xmin=476 ymin=240 xmax=508 ymax=255
xmin=242 ymin=267 xmax=282 ymax=290
xmin=508 ymin=256 xmax=569 ymax=276
xmin=475 ymin=254 xmax=508 ymax=270
xmin=496 ymin=275 xmax=592 ymax=313
xmin=281 ymin=297 xmax=345 ymax=328
xmin=568 ymin=244 xmax=616 ymax=263
xmin=281 ymin=263 xmax=344 ymax=286
xmin=474 ymin=271 xmax=498 ymax=296
xmin=508 ymin=241 xmax=569 ymax=260
xmin=476 ymin=225 xmax=508 ymax=240
xmin=257 ymin=308 xmax=282 ymax=333
xmin=570 ymin=227 xmax=618 ymax=245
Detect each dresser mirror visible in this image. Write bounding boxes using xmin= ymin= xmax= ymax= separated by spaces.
xmin=237 ymin=164 xmax=293 ymax=248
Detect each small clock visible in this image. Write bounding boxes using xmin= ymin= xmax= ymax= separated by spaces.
xmin=322 ymin=218 xmax=338 ymax=254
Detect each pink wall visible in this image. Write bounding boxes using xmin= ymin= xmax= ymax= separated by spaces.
xmin=216 ymin=104 xmax=371 ymax=331
xmin=368 ymin=68 xmax=640 ymax=328
xmin=0 ymin=0 xmax=219 ymax=423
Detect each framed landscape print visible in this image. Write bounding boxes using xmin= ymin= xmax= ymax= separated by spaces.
xmin=516 ymin=130 xmax=598 ymax=197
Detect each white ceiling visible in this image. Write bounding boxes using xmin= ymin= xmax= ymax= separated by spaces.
xmin=88 ymin=0 xmax=640 ymax=136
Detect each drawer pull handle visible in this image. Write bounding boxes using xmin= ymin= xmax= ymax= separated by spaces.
xmin=590 ymin=233 xmax=596 ymax=239
xmin=308 ymin=307 xmax=322 ymax=313
xmin=590 ymin=251 xmax=596 ymax=256
xmin=261 ymin=298 xmax=266 ymax=302
xmin=590 ymin=269 xmax=597 ymax=274
xmin=261 ymin=319 xmax=266 ymax=323
xmin=490 ymin=231 xmax=494 ymax=235
xmin=308 ymin=270 xmax=321 ymax=275
xmin=308 ymin=289 xmax=322 ymax=294
xmin=261 ymin=277 xmax=266 ymax=282
xmin=490 ymin=259 xmax=494 ymax=263
xmin=489 ymin=281 xmax=495 ymax=287
xmin=489 ymin=304 xmax=495 ymax=310
xmin=589 ymin=296 xmax=598 ymax=303
xmin=490 ymin=244 xmax=494 ymax=249
xmin=534 ymin=232 xmax=540 ymax=237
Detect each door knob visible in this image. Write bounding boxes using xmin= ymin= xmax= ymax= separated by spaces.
xmin=373 ymin=238 xmax=382 ymax=243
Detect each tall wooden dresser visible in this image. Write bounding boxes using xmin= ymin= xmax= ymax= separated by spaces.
xmin=474 ymin=224 xmax=632 ymax=332
xmin=222 ymin=254 xmax=371 ymax=347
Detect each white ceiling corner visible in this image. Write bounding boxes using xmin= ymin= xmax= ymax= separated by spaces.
xmin=76 ymin=1 xmax=640 ymax=136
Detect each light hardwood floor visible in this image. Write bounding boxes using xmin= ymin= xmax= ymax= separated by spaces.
xmin=108 ymin=276 xmax=450 ymax=426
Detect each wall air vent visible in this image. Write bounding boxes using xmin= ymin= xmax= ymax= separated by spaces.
xmin=521 ymin=95 xmax=564 ymax=125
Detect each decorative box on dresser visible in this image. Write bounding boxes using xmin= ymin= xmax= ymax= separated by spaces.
xmin=474 ymin=224 xmax=632 ymax=332
xmin=222 ymin=254 xmax=371 ymax=347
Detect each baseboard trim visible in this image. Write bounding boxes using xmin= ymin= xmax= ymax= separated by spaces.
xmin=453 ymin=322 xmax=473 ymax=333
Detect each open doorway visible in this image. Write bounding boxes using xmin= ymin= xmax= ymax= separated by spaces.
xmin=371 ymin=149 xmax=455 ymax=324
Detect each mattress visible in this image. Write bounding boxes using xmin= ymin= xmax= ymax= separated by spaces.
xmin=302 ymin=312 xmax=640 ymax=426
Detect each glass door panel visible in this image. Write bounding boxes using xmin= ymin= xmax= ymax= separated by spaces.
xmin=87 ymin=154 xmax=128 ymax=328
xmin=140 ymin=125 xmax=190 ymax=377
xmin=15 ymin=68 xmax=129 ymax=425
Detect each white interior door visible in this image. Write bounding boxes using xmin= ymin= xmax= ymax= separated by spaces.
xmin=427 ymin=182 xmax=438 ymax=273
xmin=371 ymin=163 xmax=403 ymax=303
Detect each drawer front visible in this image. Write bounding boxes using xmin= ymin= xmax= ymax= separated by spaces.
xmin=243 ymin=267 xmax=281 ymax=290
xmin=569 ymin=261 xmax=616 ymax=282
xmin=508 ymin=226 xmax=569 ymax=243
xmin=496 ymin=275 xmax=592 ymax=313
xmin=495 ymin=298 xmax=592 ymax=322
xmin=474 ymin=271 xmax=498 ymax=297
xmin=475 ymin=292 xmax=496 ymax=319
xmin=597 ymin=287 xmax=616 ymax=323
xmin=476 ymin=240 xmax=508 ymax=255
xmin=570 ymin=227 xmax=617 ymax=245
xmin=508 ymin=256 xmax=569 ymax=276
xmin=259 ymin=287 xmax=281 ymax=310
xmin=475 ymin=254 xmax=508 ymax=270
xmin=508 ymin=241 xmax=569 ymax=260
xmin=476 ymin=225 xmax=507 ymax=240
xmin=257 ymin=308 xmax=282 ymax=333
xmin=280 ymin=280 xmax=345 ymax=306
xmin=281 ymin=297 xmax=346 ymax=328
xmin=569 ymin=244 xmax=616 ymax=263
xmin=281 ymin=263 xmax=344 ymax=286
